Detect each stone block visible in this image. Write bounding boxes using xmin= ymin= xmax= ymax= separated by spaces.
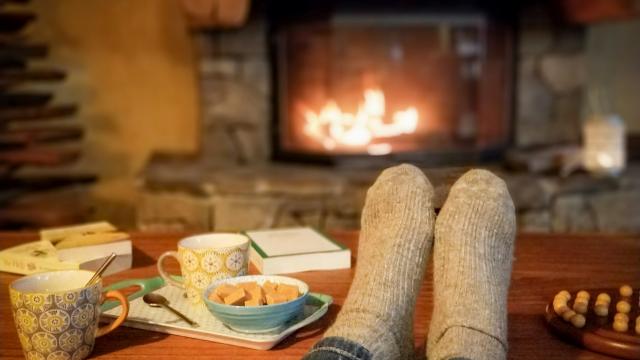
xmin=590 ymin=191 xmax=640 ymax=233
xmin=551 ymin=194 xmax=596 ymax=233
xmin=518 ymin=210 xmax=551 ymax=233
xmin=217 ymin=20 xmax=266 ymax=55
xmin=540 ymin=53 xmax=585 ymax=94
xmin=519 ymin=26 xmax=553 ymax=55
xmin=202 ymin=79 xmax=268 ymax=126
xmin=503 ymin=175 xmax=557 ymax=210
xmin=200 ymin=58 xmax=239 ymax=78
xmin=516 ymin=73 xmax=554 ymax=146
xmin=211 ymin=194 xmax=281 ymax=231
xmin=552 ymin=92 xmax=582 ymax=143
xmin=241 ymin=58 xmax=270 ymax=95
xmin=271 ymin=198 xmax=327 ymax=229
xmin=137 ymin=191 xmax=211 ymax=231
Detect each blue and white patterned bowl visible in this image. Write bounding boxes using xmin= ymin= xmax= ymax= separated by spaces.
xmin=203 ymin=275 xmax=309 ymax=333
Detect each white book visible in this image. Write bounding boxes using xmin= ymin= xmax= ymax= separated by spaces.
xmin=56 ymin=240 xmax=132 ymax=276
xmin=246 ymin=227 xmax=351 ymax=275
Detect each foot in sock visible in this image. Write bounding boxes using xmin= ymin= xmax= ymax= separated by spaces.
xmin=323 ymin=164 xmax=436 ymax=359
xmin=427 ymin=169 xmax=516 ymax=360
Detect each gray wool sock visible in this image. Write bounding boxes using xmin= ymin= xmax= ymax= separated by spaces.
xmin=427 ymin=169 xmax=516 ymax=360
xmin=324 ymin=164 xmax=435 ymax=360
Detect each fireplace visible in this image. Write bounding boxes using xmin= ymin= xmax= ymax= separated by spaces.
xmin=270 ymin=2 xmax=515 ymax=165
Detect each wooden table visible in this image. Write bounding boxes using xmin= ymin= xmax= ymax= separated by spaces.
xmin=1 ymin=232 xmax=639 ymax=359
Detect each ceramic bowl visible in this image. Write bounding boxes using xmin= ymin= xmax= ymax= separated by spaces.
xmin=203 ymin=275 xmax=309 ymax=333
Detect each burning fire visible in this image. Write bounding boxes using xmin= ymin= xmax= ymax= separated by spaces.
xmin=302 ymin=89 xmax=420 ymax=155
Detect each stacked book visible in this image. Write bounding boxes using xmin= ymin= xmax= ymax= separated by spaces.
xmin=0 ymin=221 xmax=132 ymax=275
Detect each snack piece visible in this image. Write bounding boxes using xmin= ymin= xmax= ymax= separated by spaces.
xmin=277 ymin=284 xmax=300 ymax=301
xmin=246 ymin=286 xmax=264 ymax=303
xmin=208 ymin=292 xmax=223 ymax=304
xmin=636 ymin=316 xmax=640 ymax=335
xmin=244 ymin=297 xmax=264 ymax=307
xmin=224 ymin=288 xmax=247 ymax=306
xmin=266 ymin=292 xmax=288 ymax=305
xmin=620 ymin=285 xmax=633 ymax=298
xmin=616 ymin=300 xmax=631 ymax=314
xmin=215 ymin=284 xmax=239 ymax=299
xmin=570 ymin=314 xmax=586 ymax=328
xmin=238 ymin=282 xmax=259 ymax=292
xmin=211 ymin=280 xmax=303 ymax=307
xmin=263 ymin=281 xmax=278 ymax=294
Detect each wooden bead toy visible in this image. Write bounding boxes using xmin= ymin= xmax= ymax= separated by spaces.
xmin=616 ymin=300 xmax=631 ymax=314
xmin=545 ymin=285 xmax=639 ymax=359
xmin=620 ymin=284 xmax=633 ymax=298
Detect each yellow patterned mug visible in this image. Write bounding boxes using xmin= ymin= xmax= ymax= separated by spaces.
xmin=9 ymin=270 xmax=129 ymax=360
xmin=157 ymin=233 xmax=250 ymax=304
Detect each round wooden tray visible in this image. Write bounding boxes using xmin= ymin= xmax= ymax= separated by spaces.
xmin=544 ymin=288 xmax=640 ymax=359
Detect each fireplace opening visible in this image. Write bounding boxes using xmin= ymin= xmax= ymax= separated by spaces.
xmin=269 ymin=2 xmax=515 ymax=166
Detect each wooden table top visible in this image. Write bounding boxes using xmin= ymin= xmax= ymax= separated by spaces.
xmin=1 ymin=231 xmax=639 ymax=359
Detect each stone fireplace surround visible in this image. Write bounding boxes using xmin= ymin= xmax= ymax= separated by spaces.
xmin=137 ymin=5 xmax=640 ymax=234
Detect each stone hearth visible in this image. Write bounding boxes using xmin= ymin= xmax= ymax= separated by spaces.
xmin=137 ymin=159 xmax=640 ymax=234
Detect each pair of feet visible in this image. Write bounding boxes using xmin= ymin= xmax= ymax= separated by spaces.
xmin=324 ymin=165 xmax=516 ymax=360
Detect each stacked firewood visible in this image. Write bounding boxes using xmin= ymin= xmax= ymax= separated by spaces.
xmin=0 ymin=0 xmax=95 ymax=228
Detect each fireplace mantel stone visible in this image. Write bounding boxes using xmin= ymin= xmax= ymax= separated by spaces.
xmin=137 ymin=158 xmax=640 ymax=234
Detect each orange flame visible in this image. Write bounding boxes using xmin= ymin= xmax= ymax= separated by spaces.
xmin=302 ymin=89 xmax=420 ymax=154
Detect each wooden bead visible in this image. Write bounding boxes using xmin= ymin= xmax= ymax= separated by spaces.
xmin=614 ymin=312 xmax=629 ymax=323
xmin=553 ymin=296 xmax=567 ymax=303
xmin=553 ymin=301 xmax=569 ymax=315
xmin=557 ymin=290 xmax=571 ymax=301
xmin=613 ymin=320 xmax=629 ymax=332
xmin=619 ymin=285 xmax=633 ymax=297
xmin=570 ymin=314 xmax=586 ymax=328
xmin=596 ymin=293 xmax=611 ymax=304
xmin=576 ymin=290 xmax=590 ymax=300
xmin=573 ymin=300 xmax=588 ymax=315
xmin=562 ymin=309 xmax=577 ymax=322
xmin=616 ymin=300 xmax=631 ymax=314
xmin=594 ymin=304 xmax=609 ymax=317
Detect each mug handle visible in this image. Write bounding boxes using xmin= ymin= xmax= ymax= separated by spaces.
xmin=157 ymin=251 xmax=184 ymax=288
xmin=97 ymin=290 xmax=129 ymax=337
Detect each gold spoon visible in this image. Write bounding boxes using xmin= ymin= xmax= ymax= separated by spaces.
xmin=85 ymin=252 xmax=117 ymax=287
xmin=143 ymin=293 xmax=199 ymax=327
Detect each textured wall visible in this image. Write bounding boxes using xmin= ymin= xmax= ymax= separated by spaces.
xmin=27 ymin=0 xmax=200 ymax=227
